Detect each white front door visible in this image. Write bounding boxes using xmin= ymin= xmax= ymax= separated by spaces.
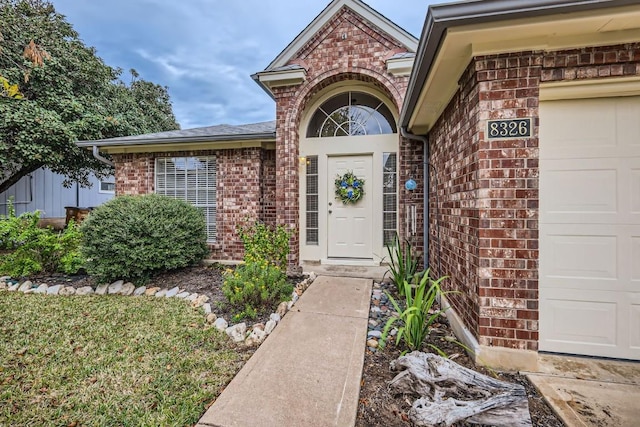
xmin=327 ymin=155 xmax=373 ymax=258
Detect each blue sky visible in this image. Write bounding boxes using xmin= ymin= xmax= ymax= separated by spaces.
xmin=50 ymin=0 xmax=448 ymax=130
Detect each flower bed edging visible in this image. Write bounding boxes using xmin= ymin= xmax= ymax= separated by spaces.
xmin=0 ymin=272 xmax=317 ymax=348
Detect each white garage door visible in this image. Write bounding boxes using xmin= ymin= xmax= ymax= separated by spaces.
xmin=539 ymin=95 xmax=640 ymax=360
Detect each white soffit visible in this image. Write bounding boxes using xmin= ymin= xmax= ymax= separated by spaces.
xmin=386 ymin=57 xmax=415 ymax=76
xmin=409 ymin=4 xmax=640 ymax=134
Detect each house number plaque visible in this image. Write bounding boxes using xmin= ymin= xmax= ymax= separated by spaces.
xmin=487 ymin=118 xmax=532 ymax=139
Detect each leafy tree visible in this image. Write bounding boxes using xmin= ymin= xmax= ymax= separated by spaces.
xmin=0 ymin=0 xmax=180 ymax=193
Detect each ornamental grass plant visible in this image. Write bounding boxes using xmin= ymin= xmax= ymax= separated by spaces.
xmin=385 ymin=233 xmax=420 ymax=296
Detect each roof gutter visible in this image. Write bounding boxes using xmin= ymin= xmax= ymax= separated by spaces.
xmin=78 ymin=132 xmax=276 ymax=149
xmin=92 ymin=145 xmax=114 ymax=167
xmin=400 ymin=0 xmax=640 ymax=131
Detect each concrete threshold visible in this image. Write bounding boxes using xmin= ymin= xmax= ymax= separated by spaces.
xmin=197 ymin=276 xmax=372 ymax=427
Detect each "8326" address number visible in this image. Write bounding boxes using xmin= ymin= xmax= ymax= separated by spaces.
xmin=487 ymin=118 xmax=532 ymax=139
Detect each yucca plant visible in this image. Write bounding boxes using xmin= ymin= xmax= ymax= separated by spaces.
xmin=379 ymin=269 xmax=452 ymax=354
xmin=385 ymin=233 xmax=419 ymax=296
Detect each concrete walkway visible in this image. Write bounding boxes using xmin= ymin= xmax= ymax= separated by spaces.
xmin=197 ymin=275 xmax=372 ymax=427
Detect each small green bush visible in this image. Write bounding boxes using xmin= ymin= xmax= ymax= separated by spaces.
xmin=237 ymin=221 xmax=290 ymax=271
xmin=222 ymin=260 xmax=292 ymax=321
xmin=79 ymin=194 xmax=209 ymax=283
xmin=0 ymin=200 xmax=84 ymax=277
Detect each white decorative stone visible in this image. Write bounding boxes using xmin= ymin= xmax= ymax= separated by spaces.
xmin=59 ymin=286 xmax=76 ymax=296
xmin=23 ymin=289 xmax=37 ymax=294
xmin=47 ymin=285 xmax=63 ymax=295
xmin=8 ymin=283 xmax=20 ymax=291
xmin=287 ymin=301 xmax=294 ymax=310
xmin=0 ymin=276 xmax=11 ymax=282
xmin=107 ymin=280 xmax=124 ymax=294
xmin=264 ymin=320 xmax=277 ymax=335
xmin=309 ymin=272 xmax=317 ymax=281
xmin=165 ymin=286 xmax=180 ymax=298
xmin=214 ymin=318 xmax=228 ymax=332
xmin=276 ymin=301 xmax=288 ymax=317
xmin=120 ymin=282 xmax=135 ymax=296
xmin=202 ymin=303 xmax=212 ymax=315
xmin=0 ymin=282 xmax=7 ymax=290
xmin=245 ymin=328 xmax=267 ymax=346
xmin=35 ymin=284 xmax=49 ymax=294
xmin=269 ymin=313 xmax=281 ymax=324
xmin=155 ymin=289 xmax=168 ymax=297
xmin=133 ymin=286 xmax=147 ymax=296
xmin=18 ymin=281 xmax=33 ymax=292
xmin=368 ymin=330 xmax=382 ymax=339
xmin=75 ymin=286 xmax=94 ymax=296
xmin=191 ymin=294 xmax=209 ymax=308
xmin=291 ymin=293 xmax=299 ymax=303
xmin=225 ymin=323 xmax=247 ymax=343
xmin=186 ymin=293 xmax=198 ymax=302
xmin=175 ymin=292 xmax=190 ymax=299
xmin=95 ymin=283 xmax=109 ymax=295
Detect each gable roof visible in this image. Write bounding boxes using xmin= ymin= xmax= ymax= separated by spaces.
xmin=253 ymin=0 xmax=419 ymax=97
xmin=401 ymin=0 xmax=640 ymax=134
xmin=77 ymin=121 xmax=276 ymax=148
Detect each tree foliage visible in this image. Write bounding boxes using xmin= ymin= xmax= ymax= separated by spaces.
xmin=0 ymin=0 xmax=180 ymax=193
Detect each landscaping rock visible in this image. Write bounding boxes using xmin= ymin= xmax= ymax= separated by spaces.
xmin=107 ymin=280 xmax=124 ymax=294
xmin=186 ymin=293 xmax=198 ymax=302
xmin=191 ymin=294 xmax=209 ymax=308
xmin=35 ymin=284 xmax=49 ymax=294
xmin=8 ymin=283 xmax=20 ymax=291
xmin=225 ymin=323 xmax=247 ymax=343
xmin=176 ymin=292 xmax=190 ymax=299
xmin=245 ymin=327 xmax=267 ymax=346
xmin=214 ymin=318 xmax=228 ymax=332
xmin=0 ymin=276 xmax=11 ymax=282
xmin=155 ymin=288 xmax=168 ymax=297
xmin=276 ymin=301 xmax=288 ymax=317
xmin=76 ymin=286 xmax=94 ymax=296
xmin=202 ymin=303 xmax=212 ymax=315
xmin=206 ymin=313 xmax=217 ymax=324
xmin=165 ymin=286 xmax=180 ymax=298
xmin=47 ymin=284 xmax=63 ymax=295
xmin=95 ymin=283 xmax=109 ymax=295
xmin=264 ymin=320 xmax=277 ymax=335
xmin=291 ymin=292 xmax=299 ymax=304
xmin=0 ymin=282 xmax=7 ymax=290
xmin=367 ymin=339 xmax=379 ymax=349
xmin=23 ymin=289 xmax=37 ymax=294
xmin=59 ymin=286 xmax=76 ymax=296
xmin=18 ymin=281 xmax=33 ymax=292
xmin=269 ymin=313 xmax=281 ymax=323
xmin=368 ymin=330 xmax=382 ymax=339
xmin=133 ymin=286 xmax=147 ymax=296
xmin=287 ymin=301 xmax=294 ymax=310
xmin=120 ymin=282 xmax=135 ymax=296
xmin=144 ymin=287 xmax=160 ymax=296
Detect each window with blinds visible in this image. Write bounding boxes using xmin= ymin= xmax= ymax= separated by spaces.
xmin=155 ymin=156 xmax=217 ymax=242
xmin=383 ymin=153 xmax=397 ymax=246
xmin=306 ymin=156 xmax=319 ymax=245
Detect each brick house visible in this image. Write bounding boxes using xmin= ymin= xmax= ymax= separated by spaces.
xmin=80 ymin=0 xmax=640 ymax=369
xmin=401 ymin=0 xmax=640 ymax=369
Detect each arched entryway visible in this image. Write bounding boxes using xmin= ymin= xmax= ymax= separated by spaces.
xmin=298 ymin=84 xmax=399 ymax=265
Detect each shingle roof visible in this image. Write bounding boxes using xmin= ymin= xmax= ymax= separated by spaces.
xmin=77 ymin=120 xmax=276 ymax=147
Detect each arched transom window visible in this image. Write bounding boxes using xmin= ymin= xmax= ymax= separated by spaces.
xmin=306 ymin=91 xmax=397 ymax=138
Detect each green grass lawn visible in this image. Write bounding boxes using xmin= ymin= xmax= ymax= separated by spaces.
xmin=0 ymin=293 xmax=247 ymax=426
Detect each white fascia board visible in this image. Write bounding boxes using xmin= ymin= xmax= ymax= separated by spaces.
xmin=386 ymin=57 xmax=415 ymax=76
xmin=257 ymin=69 xmax=307 ymax=88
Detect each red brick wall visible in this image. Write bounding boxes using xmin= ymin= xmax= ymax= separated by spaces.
xmin=112 ymin=148 xmax=268 ymax=262
xmin=430 ymin=42 xmax=640 ymax=352
xmin=260 ymin=149 xmax=276 ymax=227
xmin=272 ymin=6 xmax=421 ymax=267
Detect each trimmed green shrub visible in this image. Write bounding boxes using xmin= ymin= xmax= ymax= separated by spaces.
xmin=79 ymin=194 xmax=209 ymax=283
xmin=222 ymin=260 xmax=292 ymax=322
xmin=0 ymin=199 xmax=84 ymax=277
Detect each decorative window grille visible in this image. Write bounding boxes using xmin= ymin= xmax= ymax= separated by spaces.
xmin=307 ymin=92 xmax=397 ymax=138
xmin=383 ymin=153 xmax=397 ymax=246
xmin=306 ymin=156 xmax=319 ymax=245
xmin=99 ymin=180 xmax=115 ymax=193
xmin=155 ymin=156 xmax=217 ymax=242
